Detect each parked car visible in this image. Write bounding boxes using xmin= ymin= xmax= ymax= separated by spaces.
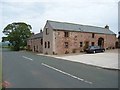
xmin=85 ymin=46 xmax=105 ymax=53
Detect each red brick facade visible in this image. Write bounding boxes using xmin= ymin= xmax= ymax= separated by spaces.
xmin=54 ymin=31 xmax=116 ymax=54
xmin=27 ymin=20 xmax=117 ymax=55
xmin=27 ymin=32 xmax=43 ymax=53
xmin=27 ymin=38 xmax=43 ymax=53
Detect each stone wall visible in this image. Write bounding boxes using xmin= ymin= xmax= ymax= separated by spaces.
xmin=54 ymin=30 xmax=116 ymax=54
xmin=27 ymin=38 xmax=43 ymax=53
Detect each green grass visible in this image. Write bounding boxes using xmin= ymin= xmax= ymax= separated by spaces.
xmin=0 ymin=66 xmax=2 ymax=89
xmin=0 ymin=48 xmax=2 ymax=89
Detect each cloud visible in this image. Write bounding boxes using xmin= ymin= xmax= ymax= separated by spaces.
xmin=0 ymin=0 xmax=119 ymax=41
xmin=118 ymin=1 xmax=120 ymax=31
xmin=41 ymin=0 xmax=118 ymax=29
xmin=1 ymin=0 xmax=119 ymax=3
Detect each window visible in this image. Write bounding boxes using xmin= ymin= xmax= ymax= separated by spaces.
xmin=64 ymin=32 xmax=69 ymax=37
xmin=46 ymin=28 xmax=49 ymax=35
xmin=92 ymin=33 xmax=95 ymax=38
xmin=45 ymin=42 xmax=47 ymax=48
xmin=75 ymin=36 xmax=77 ymax=38
xmin=41 ymin=39 xmax=43 ymax=45
xmin=58 ymin=32 xmax=60 ymax=35
xmin=34 ymin=46 xmax=35 ymax=51
xmin=64 ymin=42 xmax=68 ymax=48
xmin=74 ymin=36 xmax=77 ymax=40
xmin=80 ymin=42 xmax=83 ymax=47
xmin=48 ymin=41 xmax=50 ymax=48
xmin=91 ymin=42 xmax=94 ymax=46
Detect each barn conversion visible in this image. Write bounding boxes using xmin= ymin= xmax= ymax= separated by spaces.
xmin=27 ymin=20 xmax=117 ymax=55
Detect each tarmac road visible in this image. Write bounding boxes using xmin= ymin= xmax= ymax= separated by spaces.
xmin=2 ymin=48 xmax=118 ymax=88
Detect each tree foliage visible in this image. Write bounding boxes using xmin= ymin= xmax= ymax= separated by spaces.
xmin=3 ymin=22 xmax=32 ymax=51
xmin=2 ymin=37 xmax=8 ymax=42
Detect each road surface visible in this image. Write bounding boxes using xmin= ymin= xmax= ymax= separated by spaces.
xmin=2 ymin=48 xmax=118 ymax=88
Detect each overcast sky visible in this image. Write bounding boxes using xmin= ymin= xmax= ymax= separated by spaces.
xmin=0 ymin=0 xmax=119 ymax=41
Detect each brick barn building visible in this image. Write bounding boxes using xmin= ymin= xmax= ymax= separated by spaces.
xmin=43 ymin=20 xmax=116 ymax=55
xmin=27 ymin=30 xmax=43 ymax=53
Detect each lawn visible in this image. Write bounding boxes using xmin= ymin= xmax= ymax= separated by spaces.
xmin=0 ymin=48 xmax=2 ymax=89
xmin=0 ymin=65 xmax=2 ymax=89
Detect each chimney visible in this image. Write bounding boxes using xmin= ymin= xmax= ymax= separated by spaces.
xmin=32 ymin=32 xmax=34 ymax=35
xmin=40 ymin=29 xmax=42 ymax=33
xmin=105 ymin=25 xmax=109 ymax=29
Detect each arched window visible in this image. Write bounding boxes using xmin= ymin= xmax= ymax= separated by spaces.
xmin=98 ymin=37 xmax=104 ymax=47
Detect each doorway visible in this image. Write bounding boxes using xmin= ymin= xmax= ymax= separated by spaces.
xmin=98 ymin=37 xmax=104 ymax=47
xmin=84 ymin=41 xmax=89 ymax=50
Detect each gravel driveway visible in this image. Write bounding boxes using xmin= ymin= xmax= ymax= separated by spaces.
xmin=53 ymin=49 xmax=119 ymax=70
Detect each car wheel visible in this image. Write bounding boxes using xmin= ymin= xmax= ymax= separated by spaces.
xmin=102 ymin=50 xmax=105 ymax=52
xmin=93 ymin=51 xmax=96 ymax=53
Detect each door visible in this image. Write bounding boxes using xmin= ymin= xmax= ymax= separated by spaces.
xmin=98 ymin=37 xmax=104 ymax=47
xmin=84 ymin=41 xmax=89 ymax=50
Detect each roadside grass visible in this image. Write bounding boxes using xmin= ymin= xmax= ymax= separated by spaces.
xmin=0 ymin=48 xmax=2 ymax=89
xmin=0 ymin=64 xmax=2 ymax=89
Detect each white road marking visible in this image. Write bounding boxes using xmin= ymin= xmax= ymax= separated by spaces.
xmin=96 ymin=67 xmax=102 ymax=69
xmin=22 ymin=56 xmax=33 ymax=61
xmin=41 ymin=63 xmax=93 ymax=84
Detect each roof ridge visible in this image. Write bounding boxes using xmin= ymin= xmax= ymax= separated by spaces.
xmin=47 ymin=20 xmax=108 ymax=30
xmin=47 ymin=20 xmax=80 ymax=25
xmin=47 ymin=20 xmax=115 ymax=35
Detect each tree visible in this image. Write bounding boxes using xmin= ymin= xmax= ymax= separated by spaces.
xmin=2 ymin=37 xmax=8 ymax=42
xmin=3 ymin=22 xmax=32 ymax=51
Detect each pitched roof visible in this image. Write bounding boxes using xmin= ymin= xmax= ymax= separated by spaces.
xmin=47 ymin=20 xmax=115 ymax=35
xmin=28 ymin=32 xmax=43 ymax=40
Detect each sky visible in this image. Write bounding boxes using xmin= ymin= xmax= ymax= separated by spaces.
xmin=0 ymin=0 xmax=119 ymax=41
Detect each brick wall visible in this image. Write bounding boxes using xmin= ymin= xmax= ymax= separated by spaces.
xmin=27 ymin=38 xmax=43 ymax=53
xmin=54 ymin=30 xmax=116 ymax=54
xmin=43 ymin=22 xmax=54 ymax=55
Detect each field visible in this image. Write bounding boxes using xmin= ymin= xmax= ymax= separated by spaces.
xmin=0 ymin=48 xmax=2 ymax=89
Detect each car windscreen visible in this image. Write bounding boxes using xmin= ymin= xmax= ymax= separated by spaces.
xmin=88 ymin=46 xmax=95 ymax=49
xmin=89 ymin=46 xmax=101 ymax=49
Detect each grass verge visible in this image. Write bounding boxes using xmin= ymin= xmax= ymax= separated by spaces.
xmin=0 ymin=47 xmax=2 ymax=89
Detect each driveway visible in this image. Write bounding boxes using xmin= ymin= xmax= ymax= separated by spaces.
xmin=39 ymin=49 xmax=119 ymax=70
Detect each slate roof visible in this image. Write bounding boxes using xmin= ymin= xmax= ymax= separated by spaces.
xmin=47 ymin=20 xmax=115 ymax=35
xmin=28 ymin=32 xmax=43 ymax=40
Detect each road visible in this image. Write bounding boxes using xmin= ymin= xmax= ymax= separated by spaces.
xmin=2 ymin=48 xmax=118 ymax=88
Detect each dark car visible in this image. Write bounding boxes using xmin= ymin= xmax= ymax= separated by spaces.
xmin=85 ymin=46 xmax=105 ymax=53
